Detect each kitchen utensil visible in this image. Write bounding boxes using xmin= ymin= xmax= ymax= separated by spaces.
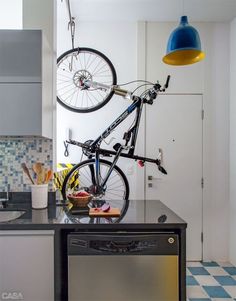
xmin=45 ymin=170 xmax=53 ymax=184
xmin=21 ymin=163 xmax=35 ymax=185
xmin=39 ymin=167 xmax=46 ymax=185
xmin=33 ymin=163 xmax=44 ymax=184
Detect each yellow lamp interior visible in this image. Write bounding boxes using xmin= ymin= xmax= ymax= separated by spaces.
xmin=163 ymin=49 xmax=205 ymax=66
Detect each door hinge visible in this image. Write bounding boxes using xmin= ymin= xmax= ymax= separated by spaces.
xmin=201 ymin=178 xmax=204 ymax=188
xmin=201 ymin=109 xmax=204 ymax=120
xmin=201 ymin=232 xmax=203 ymax=242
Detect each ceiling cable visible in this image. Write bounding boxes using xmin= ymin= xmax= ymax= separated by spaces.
xmin=66 ymin=0 xmax=76 ymax=49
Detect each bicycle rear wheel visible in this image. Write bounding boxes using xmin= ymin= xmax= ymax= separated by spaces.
xmin=62 ymin=159 xmax=129 ymax=222
xmin=57 ymin=47 xmax=117 ymax=113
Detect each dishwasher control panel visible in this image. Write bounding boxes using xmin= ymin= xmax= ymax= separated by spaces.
xmin=90 ymin=239 xmax=159 ymax=253
xmin=68 ymin=233 xmax=179 ymax=255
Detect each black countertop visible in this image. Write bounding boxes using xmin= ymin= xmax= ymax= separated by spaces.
xmin=0 ymin=199 xmax=187 ymax=230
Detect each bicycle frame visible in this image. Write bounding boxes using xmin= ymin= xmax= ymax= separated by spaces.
xmin=91 ymin=95 xmax=143 ymax=156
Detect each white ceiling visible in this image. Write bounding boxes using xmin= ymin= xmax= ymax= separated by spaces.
xmin=66 ymin=0 xmax=236 ymax=22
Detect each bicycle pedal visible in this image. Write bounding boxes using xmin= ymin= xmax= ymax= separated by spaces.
xmin=138 ymin=160 xmax=145 ymax=167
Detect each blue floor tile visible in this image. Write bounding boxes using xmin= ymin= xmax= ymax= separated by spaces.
xmin=223 ymin=266 xmax=236 ymax=275
xmin=186 ymin=275 xmax=199 ymax=285
xmin=203 ymin=285 xmax=231 ymax=298
xmin=214 ymin=275 xmax=236 ymax=285
xmin=201 ymin=261 xmax=219 ymax=267
xmin=188 ymin=267 xmax=210 ymax=275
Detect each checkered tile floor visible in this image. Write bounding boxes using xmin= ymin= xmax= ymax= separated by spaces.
xmin=187 ymin=261 xmax=236 ymax=300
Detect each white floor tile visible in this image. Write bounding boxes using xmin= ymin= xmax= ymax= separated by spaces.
xmin=186 ymin=269 xmax=191 ymax=275
xmin=194 ymin=275 xmax=219 ymax=286
xmin=187 ymin=286 xmax=208 ymax=298
xmin=212 ymin=299 xmax=234 ymax=301
xmin=205 ymin=266 xmax=228 ymax=276
xmin=187 ymin=261 xmax=203 ymax=267
xmin=224 ymin=286 xmax=236 ymax=298
xmin=218 ymin=262 xmax=234 ymax=267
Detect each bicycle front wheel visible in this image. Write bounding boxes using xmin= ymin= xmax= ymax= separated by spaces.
xmin=62 ymin=159 xmax=130 ymax=221
xmin=57 ymin=47 xmax=117 ymax=113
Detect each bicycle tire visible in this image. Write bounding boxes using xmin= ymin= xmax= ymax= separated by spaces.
xmin=62 ymin=159 xmax=130 ymax=222
xmin=57 ymin=47 xmax=117 ymax=113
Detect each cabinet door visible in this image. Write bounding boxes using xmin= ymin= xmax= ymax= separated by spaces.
xmin=0 ymin=30 xmax=41 ymax=83
xmin=0 ymin=83 xmax=42 ymax=136
xmin=0 ymin=230 xmax=54 ymax=301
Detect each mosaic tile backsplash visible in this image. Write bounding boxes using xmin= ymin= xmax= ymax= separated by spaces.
xmin=0 ymin=138 xmax=53 ymax=192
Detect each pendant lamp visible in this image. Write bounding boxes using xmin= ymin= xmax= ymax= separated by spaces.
xmin=163 ymin=16 xmax=205 ymax=66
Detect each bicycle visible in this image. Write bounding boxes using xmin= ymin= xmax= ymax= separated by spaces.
xmin=62 ymin=76 xmax=170 ymax=222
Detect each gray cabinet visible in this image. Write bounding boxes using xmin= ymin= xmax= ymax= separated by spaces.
xmin=0 ymin=230 xmax=54 ymax=301
xmin=0 ymin=30 xmax=41 ymax=83
xmin=0 ymin=84 xmax=42 ymax=136
xmin=0 ymin=30 xmax=53 ymax=138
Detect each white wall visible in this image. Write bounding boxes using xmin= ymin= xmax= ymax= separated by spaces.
xmin=0 ymin=0 xmax=22 ymax=29
xmin=202 ymin=23 xmax=230 ymax=261
xmin=23 ymin=0 xmax=57 ymax=162
xmin=230 ymin=17 xmax=236 ymax=266
xmin=57 ymin=2 xmax=139 ymax=198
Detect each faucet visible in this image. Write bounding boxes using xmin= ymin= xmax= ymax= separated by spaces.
xmin=0 ymin=184 xmax=10 ymax=208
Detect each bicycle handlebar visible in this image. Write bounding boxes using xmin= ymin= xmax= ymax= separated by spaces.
xmin=84 ymin=75 xmax=170 ymax=103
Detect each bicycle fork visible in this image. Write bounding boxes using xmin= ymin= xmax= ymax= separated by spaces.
xmin=94 ymin=146 xmax=125 ymax=194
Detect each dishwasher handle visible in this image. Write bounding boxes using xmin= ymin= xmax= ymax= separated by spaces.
xmin=109 ymin=240 xmax=135 ymax=249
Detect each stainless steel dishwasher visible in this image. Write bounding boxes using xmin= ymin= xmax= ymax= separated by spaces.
xmin=68 ymin=232 xmax=179 ymax=301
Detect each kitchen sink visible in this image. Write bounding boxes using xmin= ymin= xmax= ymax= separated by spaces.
xmin=0 ymin=210 xmax=26 ymax=222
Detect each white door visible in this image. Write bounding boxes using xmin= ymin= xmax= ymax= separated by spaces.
xmin=145 ymin=94 xmax=203 ymax=260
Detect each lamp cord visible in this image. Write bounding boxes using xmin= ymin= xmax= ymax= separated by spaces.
xmin=182 ymin=0 xmax=185 ymax=16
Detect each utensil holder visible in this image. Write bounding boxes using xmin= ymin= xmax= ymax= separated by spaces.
xmin=31 ymin=184 xmax=48 ymax=209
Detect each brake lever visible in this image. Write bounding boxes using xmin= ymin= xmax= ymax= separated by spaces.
xmin=160 ymin=75 xmax=171 ymax=92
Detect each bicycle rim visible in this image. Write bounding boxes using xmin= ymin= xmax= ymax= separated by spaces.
xmin=57 ymin=47 xmax=117 ymax=113
xmin=62 ymin=159 xmax=129 ymax=222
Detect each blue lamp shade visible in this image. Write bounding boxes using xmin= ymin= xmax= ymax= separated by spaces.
xmin=163 ymin=16 xmax=205 ymax=66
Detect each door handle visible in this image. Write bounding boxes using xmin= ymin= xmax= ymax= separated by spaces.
xmin=157 ymin=148 xmax=163 ymax=165
xmin=148 ymin=176 xmax=163 ymax=181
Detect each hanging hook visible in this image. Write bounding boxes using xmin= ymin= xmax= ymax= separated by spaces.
xmin=65 ymin=0 xmax=77 ymax=70
xmin=66 ymin=0 xmax=76 ymax=49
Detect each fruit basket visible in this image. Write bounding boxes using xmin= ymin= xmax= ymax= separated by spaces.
xmin=67 ymin=191 xmax=92 ymax=207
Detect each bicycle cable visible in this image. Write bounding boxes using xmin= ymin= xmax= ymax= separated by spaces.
xmin=140 ymin=88 xmax=152 ymax=98
xmin=131 ymin=83 xmax=153 ymax=95
xmin=118 ymin=80 xmax=155 ymax=86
